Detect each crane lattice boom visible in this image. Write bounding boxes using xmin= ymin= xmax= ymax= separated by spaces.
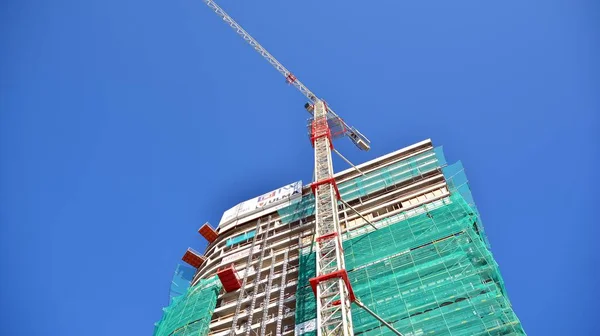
xmin=203 ymin=0 xmax=370 ymax=152
xmin=203 ymin=0 xmax=317 ymax=103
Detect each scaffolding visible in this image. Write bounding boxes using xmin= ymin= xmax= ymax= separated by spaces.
xmin=156 ymin=145 xmax=524 ymax=336
xmin=169 ymin=264 xmax=197 ymax=303
xmin=282 ymin=146 xmax=525 ymax=336
xmin=293 ymin=193 xmax=525 ymax=336
xmin=275 ymin=250 xmax=290 ymax=336
xmin=203 ymin=216 xmax=298 ymax=336
xmin=230 ymin=218 xmax=265 ymax=335
xmin=277 ymin=148 xmax=443 ymax=225
xmin=244 ymin=218 xmax=272 ymax=336
xmin=154 ymin=276 xmax=222 ymax=336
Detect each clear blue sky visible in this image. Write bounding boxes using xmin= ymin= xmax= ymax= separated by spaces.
xmin=1 ymin=0 xmax=598 ymax=335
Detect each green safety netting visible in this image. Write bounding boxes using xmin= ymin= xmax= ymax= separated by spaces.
xmin=169 ymin=264 xmax=197 ymax=303
xmin=154 ymin=276 xmax=222 ymax=336
xmin=278 ymin=149 xmax=442 ymax=224
xmin=226 ymin=230 xmax=256 ymax=247
xmin=443 ymin=161 xmax=476 ymax=211
xmin=336 ymin=149 xmax=440 ymax=202
xmin=295 ymin=249 xmax=317 ymax=325
xmin=433 ymin=146 xmax=447 ymax=167
xmin=153 ymin=145 xmax=524 ymax=336
xmin=295 ymin=192 xmax=525 ymax=336
xmin=441 ymin=160 xmax=493 ymax=249
xmin=278 ymin=193 xmax=315 ymax=225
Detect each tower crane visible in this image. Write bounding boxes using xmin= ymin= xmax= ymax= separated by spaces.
xmin=201 ymin=2 xmax=402 ymax=336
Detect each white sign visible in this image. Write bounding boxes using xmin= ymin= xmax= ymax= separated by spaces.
xmin=219 ymin=204 xmax=240 ymax=226
xmin=218 ymin=181 xmax=302 ymax=231
xmin=295 ymin=319 xmax=316 ymax=335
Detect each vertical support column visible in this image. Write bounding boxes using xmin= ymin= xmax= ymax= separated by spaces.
xmin=260 ymin=252 xmax=276 ymax=336
xmin=245 ymin=217 xmax=273 ymax=336
xmin=310 ymin=101 xmax=354 ymax=336
xmin=275 ymin=250 xmax=289 ymax=336
xmin=232 ymin=219 xmax=263 ymax=335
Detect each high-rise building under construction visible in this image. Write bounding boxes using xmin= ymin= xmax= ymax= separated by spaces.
xmin=154 ymin=139 xmax=525 ymax=336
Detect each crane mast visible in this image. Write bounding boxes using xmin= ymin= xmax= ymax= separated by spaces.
xmin=202 ymin=1 xmax=359 ymax=336
xmin=309 ymin=100 xmax=354 ymax=336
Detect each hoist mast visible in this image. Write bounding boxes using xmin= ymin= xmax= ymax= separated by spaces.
xmin=201 ymin=1 xmax=368 ymax=336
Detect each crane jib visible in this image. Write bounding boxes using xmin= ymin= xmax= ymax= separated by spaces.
xmin=203 ymin=0 xmax=370 ymax=151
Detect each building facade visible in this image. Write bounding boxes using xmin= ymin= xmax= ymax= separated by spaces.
xmin=154 ymin=139 xmax=525 ymax=336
